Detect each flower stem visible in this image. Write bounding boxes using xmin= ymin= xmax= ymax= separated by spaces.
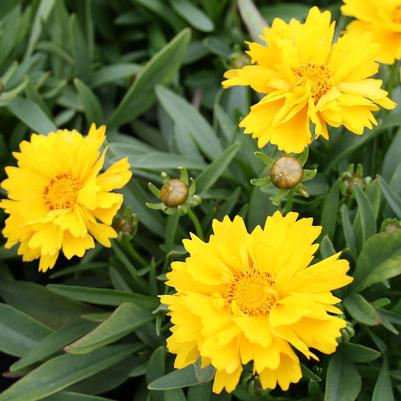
xmin=187 ymin=208 xmax=204 ymax=240
xmin=123 ymin=238 xmax=148 ymax=267
xmin=283 ymin=191 xmax=294 ymax=214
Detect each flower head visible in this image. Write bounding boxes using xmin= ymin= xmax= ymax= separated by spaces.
xmin=161 ymin=211 xmax=352 ymax=393
xmin=0 ymin=124 xmax=132 ymax=272
xmin=342 ymin=0 xmax=401 ymax=64
xmin=223 ymin=7 xmax=396 ymax=153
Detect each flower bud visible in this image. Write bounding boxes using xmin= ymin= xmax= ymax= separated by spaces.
xmin=270 ymin=156 xmax=303 ymax=189
xmin=113 ymin=211 xmax=138 ymax=239
xmin=230 ymin=52 xmax=250 ymax=68
xmin=344 ymin=175 xmax=366 ymax=195
xmin=160 ymin=179 xmax=189 ymax=208
xmin=381 ymin=218 xmax=401 ymax=233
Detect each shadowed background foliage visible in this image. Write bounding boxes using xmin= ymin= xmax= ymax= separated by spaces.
xmin=1 ymin=1 xmax=401 ymax=401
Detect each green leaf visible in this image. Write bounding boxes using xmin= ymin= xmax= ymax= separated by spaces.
xmin=352 ymin=231 xmax=401 ymax=292
xmin=247 ymin=186 xmax=277 ymax=229
xmin=11 ymin=320 xmax=96 ymax=372
xmin=237 ymin=0 xmax=268 ymax=42
xmin=0 ymin=345 xmax=134 ymax=401
xmin=214 ymin=103 xmax=236 ymax=142
xmin=320 ymin=178 xmax=341 ymax=239
xmin=341 ymin=204 xmax=357 ymax=259
xmin=41 ymin=392 xmax=116 ymax=401
xmin=174 ymin=122 xmax=203 ymax=159
xmin=325 ymin=113 xmax=401 ymax=171
xmin=26 ymin=0 xmax=56 ymax=56
xmin=69 ymin=14 xmax=90 ymax=81
xmin=196 ymin=142 xmax=241 ymax=194
xmin=164 ymin=389 xmax=186 ymax=401
xmin=121 ymin=181 xmax=165 ymax=237
xmin=343 ymin=294 xmax=381 ymax=326
xmin=0 ymin=78 xmax=29 ymax=107
xmin=325 ymin=349 xmax=362 ymax=401
xmin=0 ymin=0 xmax=22 ymax=19
xmin=156 ymin=85 xmax=223 ymax=159
xmin=109 ymin=29 xmax=191 ymax=127
xmin=147 ymin=347 xmax=166 ymax=401
xmin=171 ymin=0 xmax=214 ymax=32
xmin=353 ymin=184 xmax=376 ymax=243
xmin=216 ymin=187 xmax=241 ymax=220
xmin=261 ymin=3 xmax=309 ymax=23
xmin=111 ymin=242 xmax=147 ymax=291
xmin=0 ymin=304 xmax=52 ymax=358
xmin=382 ymin=128 xmax=401 ymax=181
xmin=0 ymin=280 xmax=92 ymax=330
xmin=378 ymin=175 xmax=401 ymax=219
xmin=74 ymin=78 xmax=104 ymax=125
xmin=344 ymin=343 xmax=381 ymax=363
xmin=319 ymin=235 xmax=336 ymax=259
xmin=194 ymin=361 xmax=215 ymax=384
xmin=109 ymin=143 xmax=207 ymax=170
xmin=187 ymin=383 xmax=212 ymax=401
xmin=66 ymin=303 xmax=152 ymax=354
xmin=131 ymin=0 xmax=184 ymax=30
xmin=149 ymin=365 xmax=204 ymax=390
xmin=372 ymin=360 xmax=394 ymax=401
xmin=47 ymin=285 xmax=158 ymax=310
xmin=7 ymin=96 xmax=57 ymax=134
xmin=365 ymin=180 xmax=381 ymax=219
xmin=91 ymin=63 xmax=141 ymax=88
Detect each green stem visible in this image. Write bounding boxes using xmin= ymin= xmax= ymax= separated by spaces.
xmin=283 ymin=191 xmax=294 ymax=214
xmin=187 ymin=208 xmax=204 ymax=240
xmin=386 ymin=61 xmax=399 ymax=95
xmin=123 ymin=238 xmax=148 ymax=267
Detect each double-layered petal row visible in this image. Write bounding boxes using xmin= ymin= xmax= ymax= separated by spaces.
xmin=223 ymin=7 xmax=396 ymax=153
xmin=342 ymin=0 xmax=401 ymax=64
xmin=0 ymin=124 xmax=132 ymax=271
xmin=161 ymin=211 xmax=353 ymax=393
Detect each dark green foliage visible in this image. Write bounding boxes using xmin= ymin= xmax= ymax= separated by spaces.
xmin=0 ymin=1 xmax=401 ymax=401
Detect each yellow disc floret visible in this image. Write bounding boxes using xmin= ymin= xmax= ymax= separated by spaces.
xmin=293 ymin=63 xmax=332 ymax=104
xmin=43 ymin=172 xmax=81 ymax=210
xmin=225 ymin=271 xmax=277 ymax=316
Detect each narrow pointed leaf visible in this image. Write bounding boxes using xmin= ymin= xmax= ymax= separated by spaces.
xmin=196 ymin=142 xmax=241 ymax=194
xmin=47 ymin=285 xmax=158 ymax=310
xmin=156 ymin=85 xmax=223 ymax=159
xmin=66 ymin=303 xmax=152 ymax=354
xmin=109 ymin=29 xmax=191 ymax=127
xmin=0 ymin=345 xmax=135 ymax=401
xmin=0 ymin=304 xmax=52 ymax=357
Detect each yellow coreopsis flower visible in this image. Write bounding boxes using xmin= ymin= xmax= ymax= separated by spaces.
xmin=161 ymin=211 xmax=352 ymax=393
xmin=342 ymin=0 xmax=401 ymax=64
xmin=0 ymin=124 xmax=132 ymax=272
xmin=223 ymin=7 xmax=396 ymax=153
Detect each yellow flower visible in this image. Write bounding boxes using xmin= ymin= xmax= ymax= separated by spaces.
xmin=342 ymin=0 xmax=401 ymax=64
xmin=0 ymin=124 xmax=132 ymax=272
xmin=223 ymin=7 xmax=396 ymax=153
xmin=161 ymin=211 xmax=352 ymax=393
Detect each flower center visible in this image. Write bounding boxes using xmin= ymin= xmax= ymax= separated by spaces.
xmin=293 ymin=63 xmax=332 ymax=104
xmin=43 ymin=172 xmax=81 ymax=210
xmin=225 ymin=270 xmax=278 ymax=316
xmin=393 ymin=5 xmax=401 ymax=24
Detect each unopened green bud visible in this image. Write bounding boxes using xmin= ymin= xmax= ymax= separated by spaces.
xmin=270 ymin=156 xmax=303 ymax=189
xmin=160 ymin=179 xmax=189 ymax=208
xmin=381 ymin=218 xmax=401 ymax=233
xmin=113 ymin=211 xmax=138 ymax=239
